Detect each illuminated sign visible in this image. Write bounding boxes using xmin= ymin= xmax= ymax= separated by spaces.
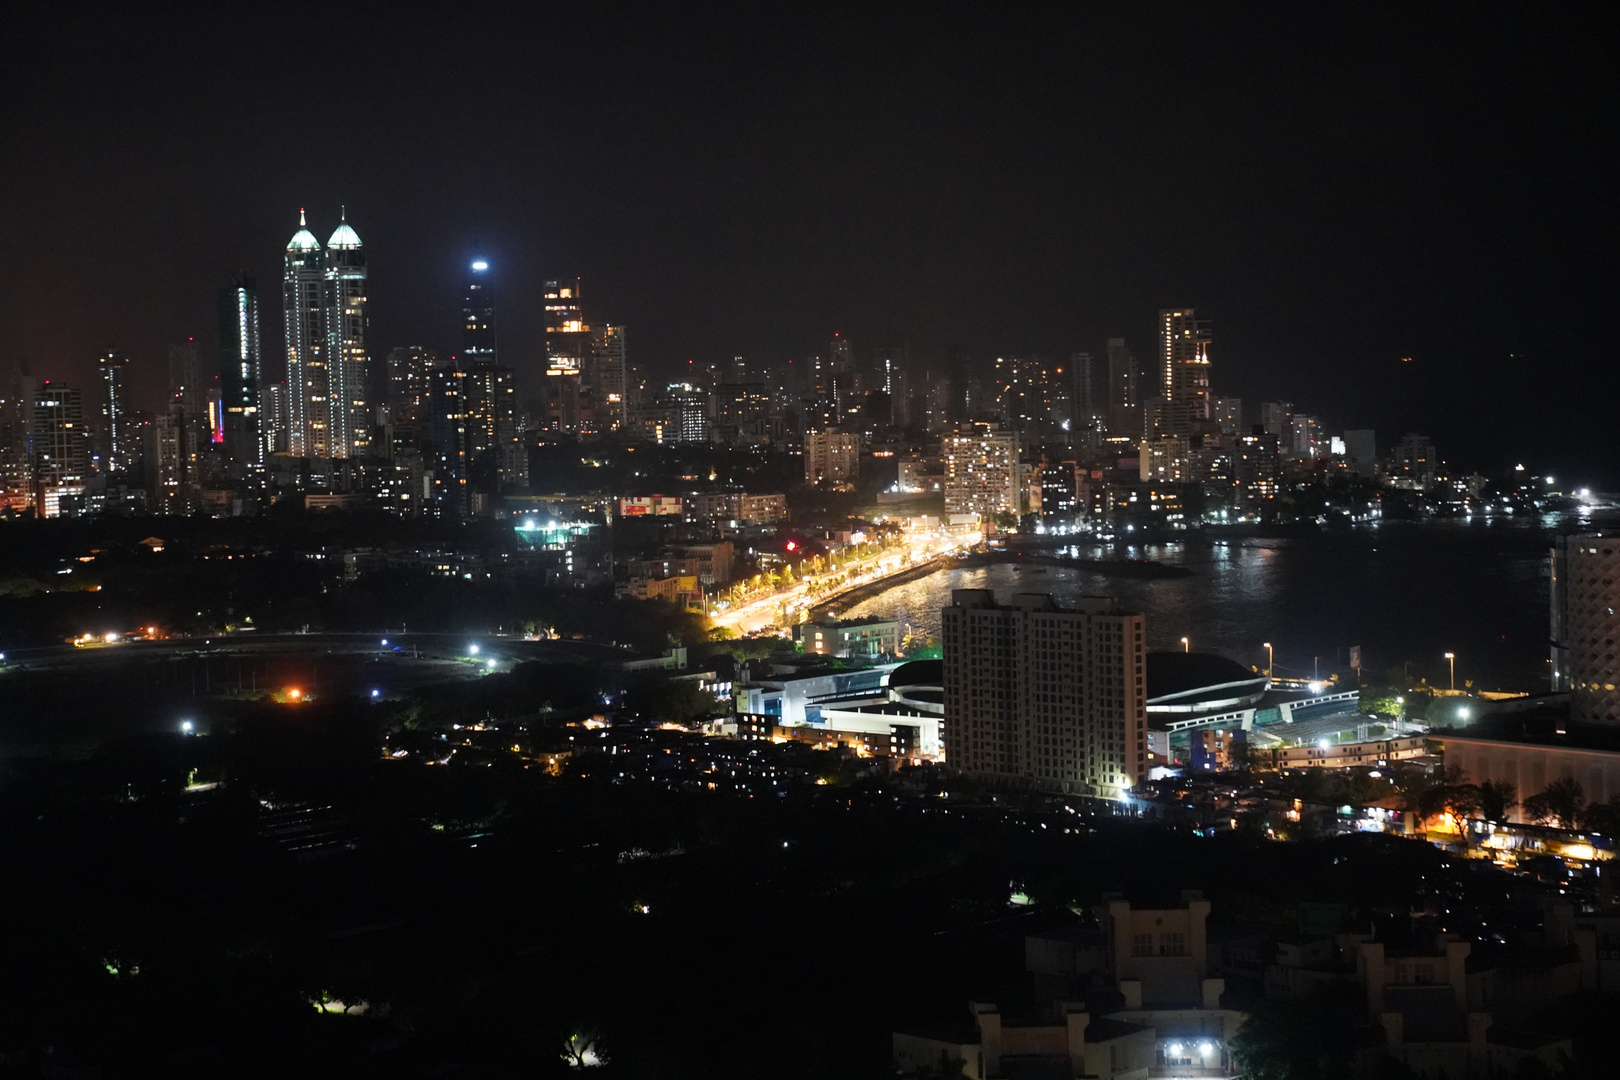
xmin=618 ymin=495 xmax=683 ymax=517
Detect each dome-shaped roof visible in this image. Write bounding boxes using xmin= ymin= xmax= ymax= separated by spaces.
xmin=889 ymin=659 xmax=942 ymax=687
xmin=327 ymin=222 xmax=362 ymax=249
xmin=287 ymin=208 xmax=320 ymax=251
xmin=1145 ymin=651 xmax=1269 ymax=713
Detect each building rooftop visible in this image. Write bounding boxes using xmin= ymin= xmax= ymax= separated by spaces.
xmin=1146 ymin=651 xmax=1266 ymax=703
xmin=890 ymin=658 xmax=942 ymax=687
xmin=1437 ymin=709 xmax=1620 ymax=753
xmin=327 ymin=221 xmax=363 ymax=249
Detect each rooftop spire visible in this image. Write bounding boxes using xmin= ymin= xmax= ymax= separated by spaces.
xmin=341 ymin=205 xmax=347 ymax=222
xmin=300 ymin=207 xmax=307 ymax=227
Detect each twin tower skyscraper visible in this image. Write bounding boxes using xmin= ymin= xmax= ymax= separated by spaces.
xmin=280 ymin=209 xmax=370 ymax=459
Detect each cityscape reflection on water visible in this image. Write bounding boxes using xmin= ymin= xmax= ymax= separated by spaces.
xmin=843 ymin=511 xmax=1620 ymax=691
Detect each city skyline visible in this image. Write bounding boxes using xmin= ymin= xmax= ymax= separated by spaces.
xmin=3 ymin=8 xmax=1615 ymax=482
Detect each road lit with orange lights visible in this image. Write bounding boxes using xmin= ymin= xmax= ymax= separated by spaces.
xmin=709 ymin=526 xmax=973 ymax=636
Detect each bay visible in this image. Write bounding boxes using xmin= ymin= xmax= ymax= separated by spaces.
xmin=840 ymin=511 xmax=1620 ymax=693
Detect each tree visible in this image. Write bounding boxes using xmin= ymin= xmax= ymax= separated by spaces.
xmin=1230 ymin=982 xmax=1364 ymax=1080
xmin=1444 ymin=782 xmax=1483 ymax=825
xmin=649 ymin=679 xmax=717 ymax=725
xmin=1408 ymin=765 xmax=1470 ymax=826
xmin=1584 ymin=797 xmax=1620 ymax=837
xmin=1523 ymin=778 xmax=1585 ymax=829
xmin=560 ymin=1029 xmax=608 ymax=1068
xmin=1478 ymin=780 xmax=1518 ymax=825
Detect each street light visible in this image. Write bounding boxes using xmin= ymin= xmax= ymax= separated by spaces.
xmin=1263 ymin=642 xmax=1273 ymax=679
xmin=1445 ymin=651 xmax=1455 ymax=692
xmin=1180 ymin=636 xmax=1190 ymax=652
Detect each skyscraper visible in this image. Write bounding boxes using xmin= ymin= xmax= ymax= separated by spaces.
xmin=0 ymin=361 xmax=37 ymax=512
xmin=587 ymin=324 xmax=627 ymax=433
xmin=429 ymin=355 xmax=526 ymax=515
xmin=1069 ymin=351 xmax=1097 ymax=424
xmin=462 ymin=361 xmax=526 ymax=495
xmin=942 ymin=589 xmax=1146 ymax=799
xmin=543 ymin=278 xmax=587 ymax=433
xmin=1105 ymin=337 xmax=1139 ymax=436
xmin=463 ymin=259 xmax=497 ymax=364
xmin=32 ymin=382 xmax=89 ymax=517
xmin=943 ymin=428 xmax=1020 ymax=517
xmin=428 ymin=360 xmax=470 ymax=512
xmin=387 ymin=346 xmax=437 ymax=424
xmin=168 ymin=339 xmax=214 ymax=476
xmin=96 ymin=351 xmax=129 ymax=474
xmin=1550 ymin=534 xmax=1620 ymax=722
xmin=283 ymin=210 xmax=326 ymax=458
xmin=218 ymin=273 xmax=262 ymax=466
xmin=804 ymin=428 xmax=861 ymax=484
xmin=1158 ymin=309 xmax=1211 ymax=433
xmin=325 ymin=212 xmax=370 ymax=458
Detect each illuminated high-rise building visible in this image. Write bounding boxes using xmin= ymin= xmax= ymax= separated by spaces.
xmin=805 ymin=428 xmax=860 ymax=483
xmin=463 ymin=259 xmax=497 ymax=364
xmin=262 ymin=382 xmax=288 ymax=455
xmin=0 ymin=361 xmax=37 ymax=512
xmin=387 ymin=346 xmax=437 ymax=424
xmin=32 ymin=382 xmax=89 ymax=517
xmin=1550 ymin=534 xmax=1620 ymax=722
xmin=1158 ymin=308 xmax=1211 ymax=434
xmin=1211 ymin=396 xmax=1243 ymax=436
xmin=943 ymin=428 xmax=1020 ymax=517
xmin=587 ymin=324 xmax=627 ymax=433
xmin=283 ymin=210 xmax=326 ymax=457
xmin=943 ymin=589 xmax=1147 ymax=799
xmin=543 ymin=278 xmax=587 ymax=433
xmin=428 ymin=360 xmax=470 ymax=511
xmin=325 ymin=211 xmax=370 ymax=458
xmin=429 ymin=358 xmax=526 ymax=515
xmin=218 ymin=273 xmax=262 ymax=466
xmin=464 ymin=362 xmax=526 ymax=493
xmin=95 ymin=351 xmax=129 ymax=474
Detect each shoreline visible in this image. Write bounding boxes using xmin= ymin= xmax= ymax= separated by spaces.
xmin=810 ymin=549 xmax=1190 ymax=618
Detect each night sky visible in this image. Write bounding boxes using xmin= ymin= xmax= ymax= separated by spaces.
xmin=3 ymin=6 xmax=1614 ymax=481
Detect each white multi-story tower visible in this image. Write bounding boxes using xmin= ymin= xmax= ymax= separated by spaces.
xmin=1551 ymin=534 xmax=1620 ymax=723
xmin=325 ymin=212 xmax=369 ymax=458
xmin=942 ymin=589 xmax=1146 ymax=799
xmin=943 ymin=428 xmax=1020 ymax=517
xmin=283 ymin=210 xmax=325 ymax=457
xmin=32 ymin=382 xmax=89 ymax=517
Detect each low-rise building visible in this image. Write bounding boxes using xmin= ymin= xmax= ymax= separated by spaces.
xmin=792 ymin=616 xmax=900 ymax=659
xmin=617 ymin=574 xmax=701 ymax=606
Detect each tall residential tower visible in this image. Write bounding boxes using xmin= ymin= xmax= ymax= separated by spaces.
xmin=283 ymin=210 xmax=326 ymax=457
xmin=325 ymin=212 xmax=370 ymax=458
xmin=943 ymin=589 xmax=1146 ymax=799
xmin=218 ymin=272 xmax=262 ymax=466
xmin=1157 ymin=308 xmax=1211 ymax=434
xmin=463 ymin=259 xmax=497 ymax=364
xmin=95 ymin=351 xmax=129 ymax=474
